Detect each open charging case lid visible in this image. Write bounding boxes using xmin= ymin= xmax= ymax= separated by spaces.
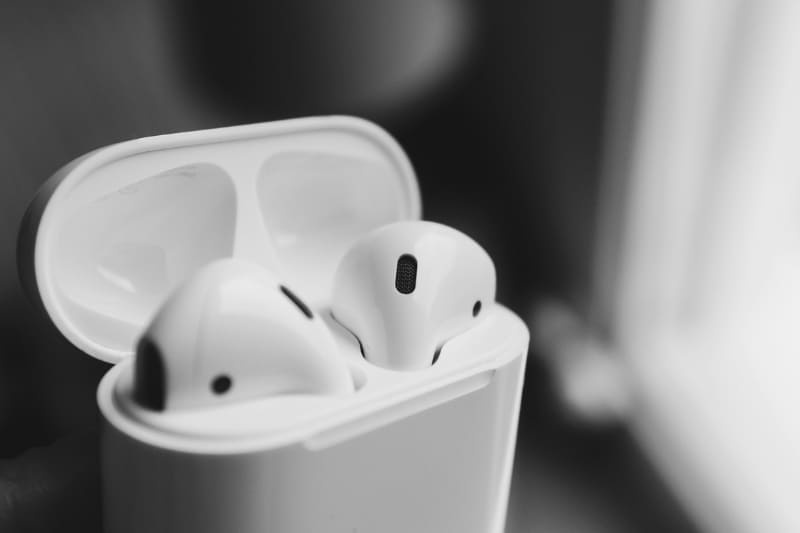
xmin=19 ymin=116 xmax=421 ymax=364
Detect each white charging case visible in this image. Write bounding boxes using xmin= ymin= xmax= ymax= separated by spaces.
xmin=18 ymin=116 xmax=529 ymax=533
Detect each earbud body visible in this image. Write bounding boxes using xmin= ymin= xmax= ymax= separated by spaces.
xmin=331 ymin=221 xmax=496 ymax=371
xmin=133 ymin=258 xmax=354 ymax=411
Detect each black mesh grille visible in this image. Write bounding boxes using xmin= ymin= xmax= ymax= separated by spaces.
xmin=395 ymin=254 xmax=417 ymax=294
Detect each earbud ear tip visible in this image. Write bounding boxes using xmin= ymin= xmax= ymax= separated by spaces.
xmin=133 ymin=337 xmax=166 ymax=411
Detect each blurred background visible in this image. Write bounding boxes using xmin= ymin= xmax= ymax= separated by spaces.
xmin=4 ymin=1 xmax=799 ymax=532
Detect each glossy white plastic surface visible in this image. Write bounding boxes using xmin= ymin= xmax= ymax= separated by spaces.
xmin=136 ymin=258 xmax=354 ymax=411
xmin=19 ymin=116 xmax=419 ymax=363
xmin=332 ymin=220 xmax=496 ymax=371
xmin=101 ymin=304 xmax=528 ymax=533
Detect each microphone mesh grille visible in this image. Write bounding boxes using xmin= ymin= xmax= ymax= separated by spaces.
xmin=395 ymin=254 xmax=418 ymax=294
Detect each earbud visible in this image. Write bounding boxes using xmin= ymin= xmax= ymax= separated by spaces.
xmin=331 ymin=221 xmax=496 ymax=371
xmin=133 ymin=259 xmax=354 ymax=411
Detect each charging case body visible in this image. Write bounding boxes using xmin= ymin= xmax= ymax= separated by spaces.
xmin=19 ymin=116 xmax=528 ymax=533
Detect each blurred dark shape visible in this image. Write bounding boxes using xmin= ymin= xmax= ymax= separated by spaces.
xmin=0 ymin=431 xmax=101 ymax=533
xmin=506 ymin=355 xmax=698 ymax=533
xmin=169 ymin=0 xmax=475 ymax=122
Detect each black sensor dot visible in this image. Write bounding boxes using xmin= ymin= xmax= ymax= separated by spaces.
xmin=211 ymin=375 xmax=232 ymax=395
xmin=473 ymin=300 xmax=482 ymax=317
xmin=280 ymin=285 xmax=313 ymax=319
xmin=395 ymin=254 xmax=418 ymax=294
